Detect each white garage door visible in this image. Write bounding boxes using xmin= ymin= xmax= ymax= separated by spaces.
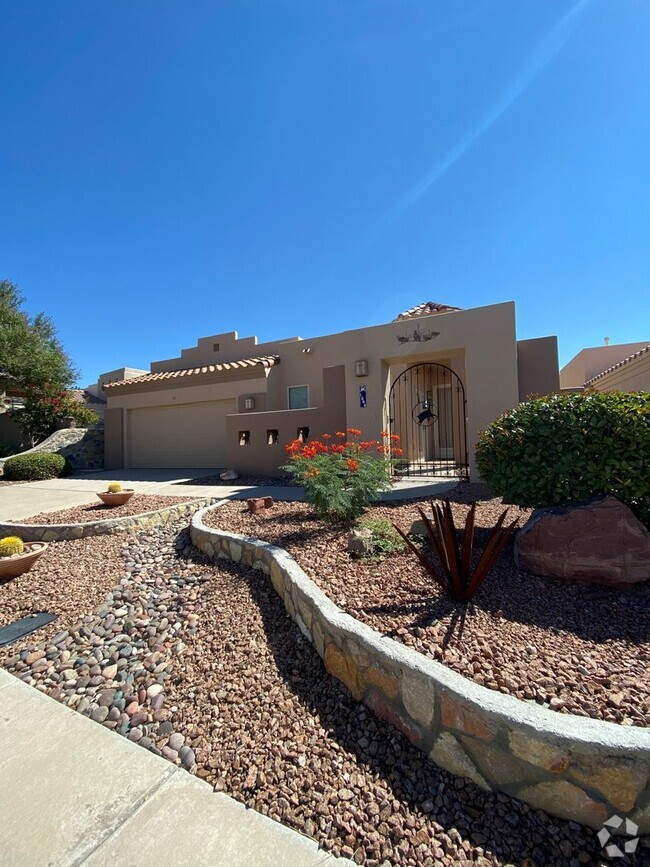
xmin=127 ymin=400 xmax=236 ymax=468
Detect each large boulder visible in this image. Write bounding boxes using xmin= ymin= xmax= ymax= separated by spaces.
xmin=515 ymin=496 xmax=650 ymax=587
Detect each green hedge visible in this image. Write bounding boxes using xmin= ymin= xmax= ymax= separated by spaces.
xmin=475 ymin=391 xmax=650 ymax=526
xmin=2 ymin=452 xmax=69 ymax=481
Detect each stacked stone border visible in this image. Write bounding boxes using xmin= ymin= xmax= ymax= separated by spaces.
xmin=191 ymin=502 xmax=650 ymax=832
xmin=0 ymin=498 xmax=216 ymax=542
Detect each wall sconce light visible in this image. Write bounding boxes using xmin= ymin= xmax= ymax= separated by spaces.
xmin=244 ymin=397 xmax=255 ymax=411
xmin=355 ymin=359 xmax=369 ymax=377
xmin=301 ymin=347 xmax=313 ymax=354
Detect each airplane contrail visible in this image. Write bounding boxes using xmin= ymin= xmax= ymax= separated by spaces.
xmin=358 ymin=0 xmax=594 ymax=250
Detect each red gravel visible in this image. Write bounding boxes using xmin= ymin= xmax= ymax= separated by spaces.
xmin=15 ymin=494 xmax=197 ymax=525
xmin=203 ymin=489 xmax=650 ymax=727
xmin=0 ymin=534 xmax=125 ymax=653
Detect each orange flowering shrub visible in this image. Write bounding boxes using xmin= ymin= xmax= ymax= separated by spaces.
xmin=282 ymin=429 xmax=398 ymax=522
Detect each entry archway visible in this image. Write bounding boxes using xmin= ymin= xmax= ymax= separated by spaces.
xmin=387 ymin=362 xmax=468 ymax=478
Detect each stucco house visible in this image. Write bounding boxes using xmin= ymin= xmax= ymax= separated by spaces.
xmin=560 ymin=341 xmax=650 ymax=393
xmin=102 ymin=300 xmax=559 ymax=480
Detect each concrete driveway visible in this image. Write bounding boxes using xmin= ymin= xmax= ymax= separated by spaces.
xmin=0 ymin=469 xmax=302 ymax=522
xmin=0 ymin=468 xmax=457 ymax=522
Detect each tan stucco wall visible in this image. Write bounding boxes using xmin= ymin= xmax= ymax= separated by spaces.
xmin=226 ymin=366 xmax=347 ymax=476
xmin=588 ymin=350 xmax=650 ymax=393
xmin=517 ymin=337 xmax=559 ymax=400
xmin=560 ymin=342 xmax=648 ymax=388
xmin=104 ymin=301 xmax=529 ymax=479
xmin=104 ymin=407 xmax=124 ymax=471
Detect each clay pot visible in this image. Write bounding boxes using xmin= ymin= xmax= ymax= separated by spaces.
xmin=0 ymin=542 xmax=49 ymax=580
xmin=96 ymin=490 xmax=135 ymax=507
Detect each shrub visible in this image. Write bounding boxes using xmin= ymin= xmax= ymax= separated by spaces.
xmin=475 ymin=392 xmax=650 ymax=526
xmin=0 ymin=536 xmax=25 ymax=557
xmin=394 ymin=499 xmax=518 ymax=603
xmin=356 ymin=517 xmax=405 ymax=558
xmin=282 ymin=429 xmax=400 ymax=523
xmin=3 ymin=452 xmax=68 ymax=481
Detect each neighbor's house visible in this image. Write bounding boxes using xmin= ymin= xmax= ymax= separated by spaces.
xmin=102 ymin=300 xmax=559 ymax=480
xmin=560 ymin=341 xmax=650 ymax=393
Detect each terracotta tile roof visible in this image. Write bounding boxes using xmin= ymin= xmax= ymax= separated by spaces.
xmin=584 ymin=344 xmax=650 ymax=386
xmin=102 ymin=355 xmax=281 ymax=390
xmin=393 ymin=301 xmax=462 ymax=322
xmin=70 ymin=388 xmax=106 ymax=405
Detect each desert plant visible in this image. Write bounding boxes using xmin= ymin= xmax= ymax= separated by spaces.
xmin=394 ymin=499 xmax=518 ymax=603
xmin=0 ymin=536 xmax=25 ymax=557
xmin=107 ymin=482 xmax=123 ymax=493
xmin=282 ymin=430 xmax=401 ymax=523
xmin=2 ymin=452 xmax=68 ymax=481
xmin=356 ymin=517 xmax=405 ymax=558
xmin=476 ymin=391 xmax=650 ymax=527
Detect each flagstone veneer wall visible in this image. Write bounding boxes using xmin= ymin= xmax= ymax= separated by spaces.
xmin=0 ymin=498 xmax=215 ymax=542
xmin=191 ymin=504 xmax=650 ymax=832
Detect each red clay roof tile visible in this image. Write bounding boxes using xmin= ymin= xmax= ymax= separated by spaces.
xmin=103 ymin=355 xmax=280 ymax=390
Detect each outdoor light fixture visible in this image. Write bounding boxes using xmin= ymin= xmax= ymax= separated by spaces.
xmin=355 ymin=360 xmax=369 ymax=377
xmin=301 ymin=347 xmax=313 ymax=354
xmin=244 ymin=397 xmax=255 ymax=410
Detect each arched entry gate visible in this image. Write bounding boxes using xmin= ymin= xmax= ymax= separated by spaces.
xmin=387 ymin=363 xmax=468 ymax=479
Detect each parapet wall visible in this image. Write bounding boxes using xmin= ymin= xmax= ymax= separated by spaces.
xmin=191 ymin=503 xmax=650 ymax=832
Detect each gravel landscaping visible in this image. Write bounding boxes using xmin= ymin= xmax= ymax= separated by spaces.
xmin=0 ymin=535 xmax=125 ymax=641
xmin=180 ymin=472 xmax=294 ymax=487
xmin=202 ymin=492 xmax=650 ymax=728
xmin=15 ymin=494 xmax=196 ymax=525
xmin=0 ymin=518 xmax=618 ymax=866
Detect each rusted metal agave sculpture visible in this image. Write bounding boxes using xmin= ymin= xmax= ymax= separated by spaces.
xmin=394 ymin=499 xmax=518 ymax=603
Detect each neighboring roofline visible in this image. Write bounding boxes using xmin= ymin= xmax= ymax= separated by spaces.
xmin=393 ymin=302 xmax=462 ymax=322
xmin=102 ymin=355 xmax=281 ymax=392
xmin=584 ymin=344 xmax=650 ymax=386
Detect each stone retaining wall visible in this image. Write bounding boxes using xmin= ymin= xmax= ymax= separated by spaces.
xmin=0 ymin=498 xmax=215 ymax=542
xmin=190 ymin=503 xmax=650 ymax=832
xmin=0 ymin=426 xmax=105 ymax=472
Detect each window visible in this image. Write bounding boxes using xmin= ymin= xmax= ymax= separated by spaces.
xmin=267 ymin=429 xmax=279 ymax=445
xmin=213 ymin=343 xmax=220 ymax=352
xmin=288 ymin=385 xmax=309 ymax=409
xmin=297 ymin=427 xmax=310 ymax=442
xmin=239 ymin=430 xmax=250 ymax=446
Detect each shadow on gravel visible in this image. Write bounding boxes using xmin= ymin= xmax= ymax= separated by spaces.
xmin=371 ymin=531 xmax=650 ymax=646
xmin=175 ymin=533 xmax=610 ymax=867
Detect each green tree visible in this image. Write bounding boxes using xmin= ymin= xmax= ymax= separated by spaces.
xmin=0 ymin=281 xmax=77 ymax=391
xmin=0 ymin=281 xmax=82 ymax=445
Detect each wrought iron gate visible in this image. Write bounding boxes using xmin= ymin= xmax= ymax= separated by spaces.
xmin=387 ymin=363 xmax=468 ymax=479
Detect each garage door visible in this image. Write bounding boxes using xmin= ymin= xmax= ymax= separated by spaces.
xmin=127 ymin=400 xmax=236 ymax=468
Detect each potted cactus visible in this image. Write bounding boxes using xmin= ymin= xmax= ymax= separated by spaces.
xmin=96 ymin=482 xmax=135 ymax=507
xmin=0 ymin=536 xmax=48 ymax=580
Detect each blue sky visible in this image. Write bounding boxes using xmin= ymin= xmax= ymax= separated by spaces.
xmin=1 ymin=0 xmax=648 ymax=385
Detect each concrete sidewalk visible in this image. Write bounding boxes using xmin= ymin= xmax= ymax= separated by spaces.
xmin=0 ymin=669 xmax=347 ymax=866
xmin=0 ymin=468 xmax=457 ymax=521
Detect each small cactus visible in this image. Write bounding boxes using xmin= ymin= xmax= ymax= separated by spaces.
xmin=107 ymin=482 xmax=123 ymax=493
xmin=0 ymin=536 xmax=25 ymax=557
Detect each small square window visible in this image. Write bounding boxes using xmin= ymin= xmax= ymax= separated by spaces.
xmin=239 ymin=430 xmax=250 ymax=446
xmin=288 ymin=385 xmax=309 ymax=409
xmin=213 ymin=343 xmax=220 ymax=352
xmin=297 ymin=427 xmax=310 ymax=443
xmin=267 ymin=429 xmax=279 ymax=445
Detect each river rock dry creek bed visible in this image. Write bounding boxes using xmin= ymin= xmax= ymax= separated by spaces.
xmin=0 ymin=516 xmax=620 ymax=866
xmin=204 ymin=491 xmax=650 ymax=729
